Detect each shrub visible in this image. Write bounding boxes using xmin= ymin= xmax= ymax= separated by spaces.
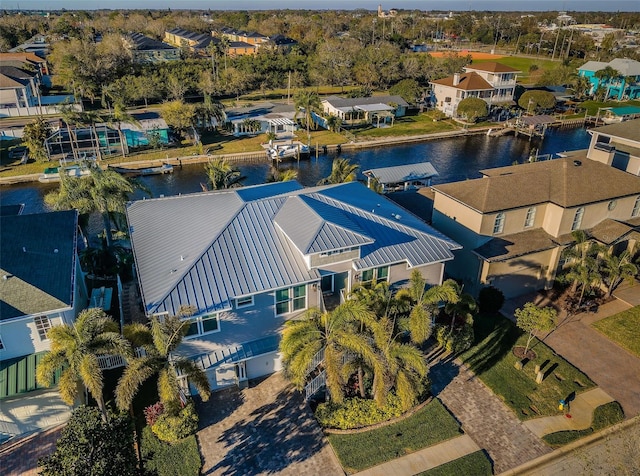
xmin=144 ymin=401 xmax=165 ymax=427
xmin=478 ymin=286 xmax=505 ymax=313
xmin=315 ymin=394 xmax=405 ymax=430
xmin=151 ymin=401 xmax=199 ymax=443
xmin=435 ymin=324 xmax=474 ymax=353
xmin=141 ymin=426 xmax=202 ymax=476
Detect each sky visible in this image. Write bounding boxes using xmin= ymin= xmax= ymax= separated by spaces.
xmin=9 ymin=1 xmax=640 ymax=12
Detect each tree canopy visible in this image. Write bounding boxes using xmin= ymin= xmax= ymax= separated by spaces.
xmin=456 ymin=97 xmax=488 ymax=122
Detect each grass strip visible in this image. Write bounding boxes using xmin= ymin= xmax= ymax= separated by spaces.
xmin=416 ymin=450 xmax=493 ymax=476
xmin=592 ymin=306 xmax=640 ymax=358
xmin=542 ymin=401 xmax=624 ymax=447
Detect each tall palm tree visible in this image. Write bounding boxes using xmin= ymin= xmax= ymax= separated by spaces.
xmin=115 ymin=311 xmax=211 ymax=413
xmin=280 ymin=301 xmax=382 ymax=405
xmin=594 ymin=66 xmax=621 ymax=100
xmin=600 ymin=249 xmax=638 ymax=298
xmin=294 ymin=90 xmax=321 ymax=143
xmin=443 ymin=281 xmax=477 ymax=335
xmin=325 ymin=114 xmax=343 ymax=132
xmin=204 ymin=158 xmax=246 ymax=190
xmin=561 ymin=230 xmax=603 ymax=294
xmin=44 ymin=167 xmax=143 ymax=247
xmin=109 ymin=102 xmax=138 ymax=158
xmin=318 ymin=158 xmax=359 ymax=185
xmin=36 ymin=309 xmax=131 ymax=421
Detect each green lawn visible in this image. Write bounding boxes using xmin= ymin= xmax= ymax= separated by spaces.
xmin=471 ymin=56 xmax=559 ymax=84
xmin=352 ymin=111 xmax=458 ymax=139
xmin=327 ymin=398 xmax=462 ymax=474
xmin=592 ymin=306 xmax=640 ymax=358
xmin=579 ymin=99 xmax=640 ymax=115
xmin=542 ymin=401 xmax=625 ymax=447
xmin=416 ymin=450 xmax=493 ymax=476
xmin=460 ymin=313 xmax=595 ymax=420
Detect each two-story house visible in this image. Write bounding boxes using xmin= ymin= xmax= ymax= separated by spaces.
xmin=585 ymin=119 xmax=640 ymax=176
xmin=430 ymin=158 xmax=640 ymax=299
xmin=127 ymin=181 xmax=460 ymax=391
xmin=0 ymin=210 xmax=88 ymax=399
xmin=0 ymin=65 xmax=41 ymax=110
xmin=578 ymin=58 xmax=640 ymax=100
xmin=164 ymin=28 xmax=215 ymax=55
xmin=429 ymin=62 xmax=521 ymax=118
xmin=124 ymin=33 xmax=180 ymax=64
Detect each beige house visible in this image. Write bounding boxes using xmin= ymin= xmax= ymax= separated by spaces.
xmin=429 ymin=62 xmax=520 ymax=118
xmin=585 ymin=119 xmax=640 ymax=176
xmin=430 ymin=157 xmax=640 ymax=298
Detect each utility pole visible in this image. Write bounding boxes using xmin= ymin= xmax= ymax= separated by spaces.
xmin=565 ymin=29 xmax=574 ymax=60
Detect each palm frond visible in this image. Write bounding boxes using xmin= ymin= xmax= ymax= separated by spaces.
xmin=115 ymin=356 xmax=158 ymax=411
xmin=36 ymin=352 xmax=67 ymax=387
xmin=58 ymin=368 xmax=81 ymax=406
xmin=174 ymin=359 xmax=211 ymax=402
xmin=78 ymin=354 xmax=103 ymax=402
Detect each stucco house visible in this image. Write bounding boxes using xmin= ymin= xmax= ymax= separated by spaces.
xmin=0 ymin=210 xmax=88 ymax=399
xmin=578 ymin=58 xmax=640 ymax=100
xmin=585 ymin=119 xmax=640 ymax=176
xmin=430 ymin=157 xmax=640 ymax=299
xmin=429 ymin=62 xmax=520 ymax=118
xmin=127 ymin=181 xmax=460 ymax=391
xmin=124 ymin=33 xmax=180 ymax=64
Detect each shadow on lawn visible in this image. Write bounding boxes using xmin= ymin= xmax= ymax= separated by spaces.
xmin=202 ymin=383 xmax=325 ymax=476
xmin=463 ymin=318 xmax=520 ymax=377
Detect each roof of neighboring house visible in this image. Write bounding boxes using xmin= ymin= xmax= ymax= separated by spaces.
xmin=128 ymin=32 xmax=178 ymax=51
xmin=465 ymin=62 xmax=521 ymax=73
xmin=590 ymin=118 xmax=640 ymax=142
xmin=588 ymin=219 xmax=637 ymax=245
xmin=229 ymin=41 xmax=256 ymax=49
xmin=128 ymin=181 xmax=460 ymax=316
xmin=433 ymin=157 xmax=640 ymax=213
xmin=322 ymin=95 xmax=409 ymax=108
xmin=578 ymin=60 xmax=609 ymax=72
xmin=364 ymin=163 xmax=439 ymax=184
xmin=269 ymin=34 xmax=297 ymax=46
xmin=0 ymin=210 xmax=78 ymax=321
xmin=473 ymin=228 xmax=558 ymax=262
xmin=225 ymin=102 xmax=296 ymax=120
xmin=0 ymin=66 xmax=35 ymax=81
xmin=165 ymin=28 xmax=215 ymax=49
xmin=0 ymin=73 xmax=25 ymax=88
xmin=429 ymin=72 xmax=494 ymax=91
xmin=0 ymin=52 xmax=47 ymax=64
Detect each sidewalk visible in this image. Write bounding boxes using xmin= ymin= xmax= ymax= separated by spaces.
xmin=352 ymin=434 xmax=480 ymax=476
xmin=523 ymin=387 xmax=614 ymax=437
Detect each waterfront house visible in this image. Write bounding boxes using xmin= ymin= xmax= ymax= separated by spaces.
xmin=364 ymin=163 xmax=439 ymax=193
xmin=578 ymin=58 xmax=640 ymax=100
xmin=585 ymin=118 xmax=640 ymax=176
xmin=124 ymin=33 xmax=180 ymax=64
xmin=127 ymin=181 xmax=461 ymax=391
xmin=225 ymin=102 xmax=298 ymax=137
xmin=430 ymin=62 xmax=520 ymax=118
xmin=430 ymin=157 xmax=640 ymax=299
xmin=0 ymin=210 xmax=88 ymax=399
xmin=321 ymin=95 xmax=409 ymax=127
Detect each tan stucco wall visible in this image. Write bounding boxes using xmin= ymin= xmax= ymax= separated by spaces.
xmin=557 ymin=195 xmax=640 ymax=236
xmin=433 ymin=193 xmax=483 ymax=234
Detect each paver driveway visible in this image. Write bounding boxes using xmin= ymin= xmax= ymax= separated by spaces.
xmin=196 ymin=372 xmax=343 ymax=476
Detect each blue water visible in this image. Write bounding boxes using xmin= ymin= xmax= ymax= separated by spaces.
xmin=0 ymin=127 xmax=591 ymax=215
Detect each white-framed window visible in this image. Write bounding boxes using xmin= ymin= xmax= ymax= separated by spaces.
xmin=184 ymin=313 xmax=220 ymax=338
xmin=632 ymin=196 xmax=640 ymax=217
xmin=235 ymin=295 xmax=254 ymax=309
xmin=571 ymin=207 xmax=585 ymax=231
xmin=524 ymin=207 xmax=536 ymax=228
xmin=361 ymin=266 xmax=390 ymax=285
xmin=34 ymin=315 xmax=51 ymax=340
xmin=493 ymin=212 xmax=505 ymax=234
xmin=275 ymin=285 xmax=307 ymax=315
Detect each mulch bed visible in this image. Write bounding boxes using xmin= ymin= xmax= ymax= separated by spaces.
xmin=512 ymin=346 xmax=537 ymax=361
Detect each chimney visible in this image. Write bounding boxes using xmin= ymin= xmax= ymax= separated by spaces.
xmin=453 ymin=73 xmax=460 ymax=86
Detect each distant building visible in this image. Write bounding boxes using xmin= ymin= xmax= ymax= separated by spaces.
xmin=364 ymin=163 xmax=439 ymax=193
xmin=164 ymin=28 xmax=215 ymax=55
xmin=578 ymin=58 xmax=640 ymax=100
xmin=124 ymin=33 xmax=180 ymax=64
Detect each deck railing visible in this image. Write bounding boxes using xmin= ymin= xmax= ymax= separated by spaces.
xmin=304 ymin=370 xmax=326 ymax=400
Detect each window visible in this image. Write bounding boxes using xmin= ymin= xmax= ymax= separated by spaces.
xmin=34 ymin=315 xmax=51 ymax=340
xmin=361 ymin=266 xmax=390 ymax=285
xmin=571 ymin=207 xmax=585 ymax=231
xmin=185 ymin=313 xmax=220 ymax=338
xmin=493 ymin=212 xmax=505 ymax=234
xmin=236 ymin=295 xmax=254 ymax=309
xmin=524 ymin=207 xmax=536 ymax=228
xmin=275 ymin=285 xmax=307 ymax=315
xmin=632 ymin=196 xmax=640 ymax=217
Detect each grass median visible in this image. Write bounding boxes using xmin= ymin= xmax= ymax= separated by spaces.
xmin=592 ymin=305 xmax=640 ymax=358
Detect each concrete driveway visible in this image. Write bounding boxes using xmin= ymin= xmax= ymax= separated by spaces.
xmin=196 ymin=372 xmax=343 ymax=476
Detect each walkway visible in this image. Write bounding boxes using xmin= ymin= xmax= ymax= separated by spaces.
xmin=196 ymin=372 xmax=342 ymax=476
xmin=0 ymin=424 xmax=63 ymax=476
xmin=352 ymin=434 xmax=479 ymax=476
xmin=430 ymin=356 xmax=550 ymax=474
xmin=523 ymin=387 xmax=614 ymax=437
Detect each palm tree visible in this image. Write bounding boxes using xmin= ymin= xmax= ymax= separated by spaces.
xmin=294 ymin=90 xmax=321 ymax=143
xmin=601 ymin=249 xmax=638 ymax=298
xmin=242 ymin=118 xmax=262 ymax=135
xmin=443 ymin=281 xmax=477 ymax=335
xmin=36 ymin=309 xmax=131 ymax=421
xmin=561 ymin=230 xmax=603 ymax=294
xmin=569 ymin=74 xmax=592 ymax=100
xmin=280 ymin=301 xmax=382 ymax=405
xmin=318 ymin=158 xmax=359 ymax=185
xmin=594 ymin=66 xmax=621 ymax=100
xmin=266 ymin=165 xmax=298 ymax=182
xmin=109 ymin=102 xmax=138 ymax=158
xmin=115 ymin=310 xmax=211 ymax=413
xmin=204 ymin=158 xmax=245 ymax=190
xmin=325 ymin=114 xmax=343 ymax=132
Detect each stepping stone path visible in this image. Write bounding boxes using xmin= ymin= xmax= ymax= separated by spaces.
xmin=430 ymin=356 xmax=551 ymax=474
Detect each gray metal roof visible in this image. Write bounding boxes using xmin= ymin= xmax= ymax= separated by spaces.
xmin=364 ymin=163 xmax=439 ymax=185
xmin=1 ymin=210 xmax=78 ymax=320
xmin=322 ymin=95 xmax=409 ymax=108
xmin=128 ymin=181 xmax=460 ymax=316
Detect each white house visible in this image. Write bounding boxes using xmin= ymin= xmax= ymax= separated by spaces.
xmin=127 ymin=181 xmax=461 ymax=392
xmin=0 ymin=210 xmax=88 ymax=399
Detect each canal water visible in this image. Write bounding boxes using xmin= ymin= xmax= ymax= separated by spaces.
xmin=0 ymin=127 xmax=592 ymax=215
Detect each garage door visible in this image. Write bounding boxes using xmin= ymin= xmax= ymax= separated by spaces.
xmin=492 ymin=269 xmax=544 ymax=299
